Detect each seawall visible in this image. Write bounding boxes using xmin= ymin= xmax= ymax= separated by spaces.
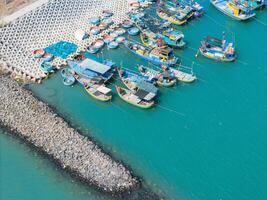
xmin=0 ymin=74 xmax=139 ymax=194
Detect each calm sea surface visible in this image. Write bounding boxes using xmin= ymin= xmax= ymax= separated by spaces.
xmin=1 ymin=2 xmax=267 ymax=200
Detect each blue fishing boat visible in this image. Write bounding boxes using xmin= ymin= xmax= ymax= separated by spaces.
xmin=198 ymin=35 xmax=236 ymax=62
xmin=107 ymin=41 xmax=119 ymax=49
xmin=68 ymin=58 xmax=114 ymax=82
xmin=158 ymin=29 xmax=186 ymax=48
xmin=124 ymin=40 xmax=178 ymax=66
xmin=128 ymin=27 xmax=140 ymax=36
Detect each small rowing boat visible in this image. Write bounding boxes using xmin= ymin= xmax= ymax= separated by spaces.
xmin=61 ymin=68 xmax=76 ymax=86
xmin=198 ymin=35 xmax=236 ymax=62
xmin=116 ymin=86 xmax=154 ymax=109
xmin=124 ymin=40 xmax=178 ymax=66
xmin=210 ymin=0 xmax=255 ymax=20
xmin=122 ymin=20 xmax=133 ymax=28
xmin=107 ymin=41 xmax=119 ymax=49
xmin=137 ymin=64 xmax=176 ymax=87
xmin=128 ymin=27 xmax=140 ymax=36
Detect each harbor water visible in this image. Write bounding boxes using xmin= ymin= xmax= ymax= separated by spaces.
xmin=1 ymin=2 xmax=267 ymax=200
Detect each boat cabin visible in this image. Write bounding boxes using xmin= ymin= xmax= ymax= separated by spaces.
xmin=150 ymin=47 xmax=173 ymax=61
xmin=68 ymin=58 xmax=114 ymax=81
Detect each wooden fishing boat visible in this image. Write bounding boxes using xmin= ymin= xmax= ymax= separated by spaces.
xmin=166 ymin=66 xmax=197 ymax=83
xmin=72 ymin=72 xmax=112 ymax=101
xmin=116 ymin=86 xmax=154 ymax=109
xmin=210 ymin=0 xmax=255 ymax=20
xmin=137 ymin=64 xmax=176 ymax=87
xmin=90 ymin=26 xmax=100 ymax=35
xmin=117 ymin=68 xmax=158 ymax=92
xmin=198 ymin=36 xmax=236 ymax=62
xmin=124 ymin=40 xmax=178 ymax=66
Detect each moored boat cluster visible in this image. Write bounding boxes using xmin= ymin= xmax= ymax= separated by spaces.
xmin=15 ymin=0 xmax=265 ymax=109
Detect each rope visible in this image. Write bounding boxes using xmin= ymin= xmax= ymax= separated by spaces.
xmin=252 ymin=17 xmax=267 ymax=27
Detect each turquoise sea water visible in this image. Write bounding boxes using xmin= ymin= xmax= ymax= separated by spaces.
xmin=1 ymin=2 xmax=267 ymax=200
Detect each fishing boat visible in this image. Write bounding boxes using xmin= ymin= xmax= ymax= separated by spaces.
xmin=107 ymin=41 xmax=119 ymax=49
xmin=68 ymin=58 xmax=114 ymax=82
xmin=72 ymin=72 xmax=112 ymax=101
xmin=117 ymin=68 xmax=158 ymax=91
xmin=124 ymin=40 xmax=178 ymax=66
xmin=116 ymin=86 xmax=154 ymax=108
xmin=210 ymin=0 xmax=255 ymax=20
xmin=162 ymin=65 xmax=197 ymax=83
xmin=122 ymin=20 xmax=133 ymax=28
xmin=39 ymin=61 xmax=54 ymax=73
xmin=156 ymin=6 xmax=188 ymax=25
xmin=158 ymin=29 xmax=186 ymax=48
xmin=128 ymin=27 xmax=140 ymax=36
xmin=85 ymin=82 xmax=112 ymax=101
xmin=198 ymin=36 xmax=236 ymax=62
xmin=137 ymin=64 xmax=176 ymax=87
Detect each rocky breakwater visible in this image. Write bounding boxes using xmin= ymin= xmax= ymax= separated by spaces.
xmin=0 ymin=75 xmax=139 ymax=193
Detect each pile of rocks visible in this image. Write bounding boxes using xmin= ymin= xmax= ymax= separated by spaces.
xmin=0 ymin=75 xmax=139 ymax=193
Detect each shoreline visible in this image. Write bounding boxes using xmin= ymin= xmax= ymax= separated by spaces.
xmin=0 ymin=74 xmax=164 ymax=199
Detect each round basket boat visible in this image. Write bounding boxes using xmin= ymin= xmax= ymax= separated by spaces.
xmin=103 ymin=9 xmax=113 ymax=18
xmin=90 ymin=26 xmax=100 ymax=35
xmin=42 ymin=53 xmax=54 ymax=62
xmin=99 ymin=23 xmax=108 ymax=30
xmin=102 ymin=18 xmax=113 ymax=25
xmin=103 ymin=35 xmax=115 ymax=44
xmin=116 ymin=36 xmax=125 ymax=43
xmin=33 ymin=49 xmax=45 ymax=58
xmin=127 ymin=27 xmax=140 ymax=36
xmin=87 ymin=46 xmax=100 ymax=54
xmin=114 ymin=27 xmax=126 ymax=35
xmin=122 ymin=20 xmax=133 ymax=28
xmin=90 ymin=17 xmax=100 ymax=25
xmin=107 ymin=41 xmax=119 ymax=49
xmin=94 ymin=39 xmax=105 ymax=49
xmin=109 ymin=32 xmax=118 ymax=38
